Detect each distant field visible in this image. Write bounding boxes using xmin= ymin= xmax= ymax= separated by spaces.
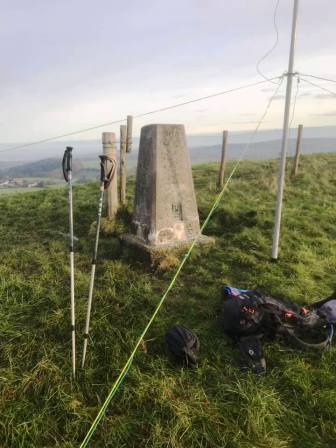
xmin=2 ymin=141 xmax=336 ymax=188
xmin=0 ymin=153 xmax=336 ymax=447
xmin=0 ymin=187 xmax=60 ymax=195
xmin=0 ymin=180 xmax=63 ymax=195
xmin=0 ymin=188 xmax=39 ymax=195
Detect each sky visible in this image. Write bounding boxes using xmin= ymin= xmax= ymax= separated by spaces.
xmin=1 ymin=0 xmax=336 ymax=147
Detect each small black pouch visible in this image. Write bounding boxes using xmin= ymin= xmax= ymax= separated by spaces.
xmin=165 ymin=325 xmax=200 ymax=367
xmin=238 ymin=335 xmax=266 ymax=375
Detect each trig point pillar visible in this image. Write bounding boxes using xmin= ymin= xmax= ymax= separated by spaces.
xmin=123 ymin=124 xmax=213 ymax=254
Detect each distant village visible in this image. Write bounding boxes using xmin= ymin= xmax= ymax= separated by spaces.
xmin=0 ymin=178 xmax=46 ymax=189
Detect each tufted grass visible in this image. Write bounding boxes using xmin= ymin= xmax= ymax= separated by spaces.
xmin=0 ymin=153 xmax=336 ymax=447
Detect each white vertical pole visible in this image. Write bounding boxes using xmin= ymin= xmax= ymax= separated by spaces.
xmin=272 ymin=0 xmax=299 ymax=260
xmin=68 ymin=171 xmax=76 ymax=378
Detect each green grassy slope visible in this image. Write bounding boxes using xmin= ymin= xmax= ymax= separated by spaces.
xmin=0 ymin=153 xmax=336 ymax=448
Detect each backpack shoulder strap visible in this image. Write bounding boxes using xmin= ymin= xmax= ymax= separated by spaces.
xmin=238 ymin=334 xmax=266 ymax=375
xmin=280 ymin=324 xmax=333 ymax=351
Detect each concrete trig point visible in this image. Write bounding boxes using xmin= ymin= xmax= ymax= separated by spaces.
xmin=124 ymin=124 xmax=213 ymax=255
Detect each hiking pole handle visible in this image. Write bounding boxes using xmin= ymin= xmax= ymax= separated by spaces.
xmin=99 ymin=155 xmax=116 ymax=190
xmin=62 ymin=146 xmax=73 ymax=182
xmin=99 ymin=155 xmax=106 ymax=185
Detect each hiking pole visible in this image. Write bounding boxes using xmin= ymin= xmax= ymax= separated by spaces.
xmin=82 ymin=155 xmax=116 ymax=368
xmin=62 ymin=146 xmax=76 ymax=378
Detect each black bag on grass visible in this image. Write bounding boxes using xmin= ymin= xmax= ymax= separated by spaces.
xmin=221 ymin=286 xmax=332 ymax=349
xmin=221 ymin=286 xmax=334 ymax=374
xmin=165 ymin=325 xmax=200 ymax=367
xmin=221 ymin=289 xmax=265 ymax=338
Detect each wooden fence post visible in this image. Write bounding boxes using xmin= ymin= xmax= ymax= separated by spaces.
xmin=292 ymin=124 xmax=303 ymax=176
xmin=102 ymin=132 xmax=119 ymax=218
xmin=126 ymin=115 xmax=133 ymax=153
xmin=119 ymin=125 xmax=127 ymax=205
xmin=218 ymin=130 xmax=228 ymax=188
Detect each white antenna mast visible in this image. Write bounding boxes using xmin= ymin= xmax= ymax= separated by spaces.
xmin=272 ymin=0 xmax=299 ymax=260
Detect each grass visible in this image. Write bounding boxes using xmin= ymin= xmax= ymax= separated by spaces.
xmin=0 ymin=153 xmax=336 ymax=447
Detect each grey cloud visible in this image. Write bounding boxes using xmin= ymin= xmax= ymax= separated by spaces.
xmin=271 ymin=92 xmax=334 ymax=101
xmin=311 ymin=110 xmax=336 ymax=116
xmin=313 ymin=93 xmax=336 ymax=99
xmin=298 ymin=91 xmax=335 ymax=99
xmin=1 ymin=0 xmax=336 ymax=142
xmin=229 ymin=120 xmax=271 ymax=125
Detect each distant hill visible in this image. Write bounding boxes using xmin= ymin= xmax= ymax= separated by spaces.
xmin=0 ymin=158 xmax=84 ymax=179
xmin=1 ymin=137 xmax=335 ymax=181
xmin=1 ymin=125 xmax=336 ymax=163
xmin=189 ymin=137 xmax=336 ymax=164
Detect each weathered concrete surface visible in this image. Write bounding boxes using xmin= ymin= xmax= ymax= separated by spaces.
xmin=124 ymin=124 xmax=213 ymax=253
xmin=123 ymin=232 xmax=214 ymax=257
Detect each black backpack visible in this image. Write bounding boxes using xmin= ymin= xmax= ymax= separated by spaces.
xmin=220 ymin=289 xmax=267 ymax=374
xmin=221 ymin=286 xmax=334 ymax=374
xmin=221 ymin=287 xmax=332 ymax=348
xmin=165 ymin=325 xmax=200 ymax=367
xmin=221 ymin=290 xmax=266 ymax=338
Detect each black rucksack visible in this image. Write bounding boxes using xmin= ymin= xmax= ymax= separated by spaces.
xmin=221 ymin=286 xmax=332 ymax=348
xmin=220 ymin=289 xmax=267 ymax=374
xmin=221 ymin=286 xmax=334 ymax=374
xmin=165 ymin=325 xmax=200 ymax=367
xmin=221 ymin=289 xmax=266 ymax=338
